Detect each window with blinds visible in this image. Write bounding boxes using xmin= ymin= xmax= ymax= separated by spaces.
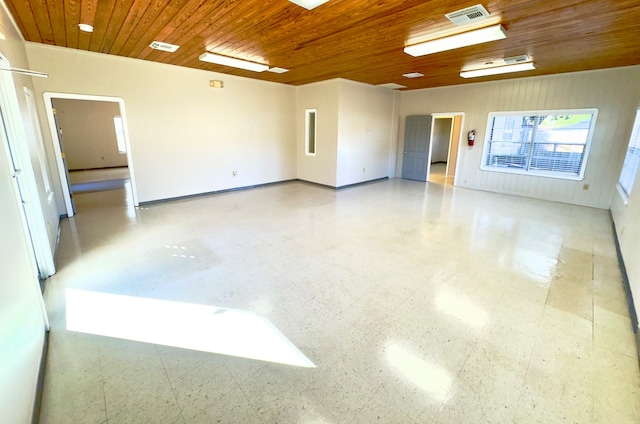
xmin=618 ymin=109 xmax=640 ymax=202
xmin=481 ymin=109 xmax=598 ymax=180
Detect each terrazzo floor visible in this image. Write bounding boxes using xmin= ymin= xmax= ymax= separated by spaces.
xmin=39 ymin=175 xmax=640 ymax=423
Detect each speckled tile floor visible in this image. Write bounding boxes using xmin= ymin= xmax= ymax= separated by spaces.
xmin=39 ymin=176 xmax=640 ymax=423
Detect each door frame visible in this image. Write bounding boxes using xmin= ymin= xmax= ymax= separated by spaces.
xmin=43 ymin=93 xmax=139 ymax=217
xmin=0 ymin=54 xmax=56 ymax=279
xmin=430 ymin=112 xmax=465 ymax=185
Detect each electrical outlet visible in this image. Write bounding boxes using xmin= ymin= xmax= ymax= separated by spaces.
xmin=362 ymin=167 xmax=365 ymax=172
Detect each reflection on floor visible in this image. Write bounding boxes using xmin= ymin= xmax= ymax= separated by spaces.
xmin=68 ymin=167 xmax=130 ymax=185
xmin=69 ymin=167 xmax=130 ymax=195
xmin=68 ymin=167 xmax=135 ymax=213
xmin=429 ymin=162 xmax=453 ymax=185
xmin=41 ymin=179 xmax=640 ymax=423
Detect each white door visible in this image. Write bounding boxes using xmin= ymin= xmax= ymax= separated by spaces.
xmin=0 ymin=56 xmax=55 ymax=278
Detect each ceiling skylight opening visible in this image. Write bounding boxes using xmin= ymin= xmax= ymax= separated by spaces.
xmin=460 ymin=62 xmax=535 ymax=78
xmin=288 ymin=0 xmax=330 ymax=10
xmin=403 ymin=72 xmax=424 ymax=79
xmin=404 ymin=24 xmax=506 ymax=57
xmin=199 ymin=52 xmax=269 ymax=73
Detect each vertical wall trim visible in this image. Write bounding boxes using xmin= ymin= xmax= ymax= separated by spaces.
xmin=609 ymin=211 xmax=640 ymax=366
xmin=30 ymin=331 xmax=48 ymax=424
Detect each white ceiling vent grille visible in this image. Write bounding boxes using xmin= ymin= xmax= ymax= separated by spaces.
xmin=149 ymin=41 xmax=180 ymax=53
xmin=445 ymin=4 xmax=490 ymax=26
xmin=504 ymin=55 xmax=530 ymax=64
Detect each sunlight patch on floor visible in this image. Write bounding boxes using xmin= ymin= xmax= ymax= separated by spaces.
xmin=65 ymin=289 xmax=315 ymax=368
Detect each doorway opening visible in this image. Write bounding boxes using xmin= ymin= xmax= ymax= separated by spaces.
xmin=43 ymin=93 xmax=138 ymax=217
xmin=429 ymin=113 xmax=464 ymax=186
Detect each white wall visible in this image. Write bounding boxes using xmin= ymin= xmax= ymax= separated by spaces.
xmin=611 ymin=103 xmax=640 ymax=334
xmin=0 ymin=3 xmax=48 ymax=423
xmin=25 ymin=43 xmax=297 ymax=205
xmin=399 ymin=66 xmax=640 ymax=209
xmin=53 ymin=98 xmax=127 ymax=170
xmin=336 ymin=80 xmax=395 ymax=187
xmin=296 ymin=79 xmax=397 ymax=188
xmin=296 ymin=80 xmax=339 ymax=186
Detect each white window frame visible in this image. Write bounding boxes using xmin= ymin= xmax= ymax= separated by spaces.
xmin=305 ymin=108 xmax=317 ymax=156
xmin=480 ymin=108 xmax=598 ymax=180
xmin=617 ymin=108 xmax=640 ymax=204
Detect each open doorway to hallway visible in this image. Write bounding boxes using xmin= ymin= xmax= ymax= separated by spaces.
xmin=429 ymin=113 xmax=463 ymax=186
xmin=43 ymin=94 xmax=138 ymax=216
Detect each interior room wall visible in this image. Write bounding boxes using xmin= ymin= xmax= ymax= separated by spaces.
xmin=336 ymin=80 xmax=395 ymax=187
xmin=610 ymin=101 xmax=640 ymax=335
xmin=25 ymin=43 xmax=297 ymax=205
xmin=296 ymin=80 xmax=339 ymax=187
xmin=398 ymin=66 xmax=640 ymax=209
xmin=0 ymin=3 xmax=49 ymax=423
xmin=431 ymin=118 xmax=452 ymax=164
xmin=52 ymin=98 xmax=127 ymax=170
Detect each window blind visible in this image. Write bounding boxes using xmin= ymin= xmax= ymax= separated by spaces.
xmin=482 ymin=109 xmax=597 ymax=180
xmin=618 ymin=109 xmax=640 ymax=199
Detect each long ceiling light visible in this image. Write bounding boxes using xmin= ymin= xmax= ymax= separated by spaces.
xmin=404 ymin=24 xmax=506 ymax=57
xmin=198 ymin=52 xmax=269 ymax=72
xmin=460 ymin=62 xmax=536 ymax=78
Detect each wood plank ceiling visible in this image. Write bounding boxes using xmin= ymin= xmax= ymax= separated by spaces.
xmin=5 ymin=0 xmax=640 ymax=90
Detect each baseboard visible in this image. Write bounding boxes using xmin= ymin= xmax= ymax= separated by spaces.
xmin=336 ymin=177 xmax=389 ymax=190
xmin=298 ymin=177 xmax=389 ymax=190
xmin=68 ymin=166 xmax=128 ymax=172
xmin=32 ymin=330 xmax=49 ymax=424
xmin=139 ymin=179 xmax=299 ymax=206
xmin=609 ymin=211 xmax=640 ymax=366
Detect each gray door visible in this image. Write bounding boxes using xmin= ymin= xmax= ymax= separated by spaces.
xmin=401 ymin=115 xmax=432 ymax=181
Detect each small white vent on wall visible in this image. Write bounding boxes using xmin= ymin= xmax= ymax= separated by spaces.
xmin=149 ymin=41 xmax=180 ymax=53
xmin=445 ymin=4 xmax=490 ymax=25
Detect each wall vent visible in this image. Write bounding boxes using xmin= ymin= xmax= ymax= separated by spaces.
xmin=149 ymin=41 xmax=180 ymax=53
xmin=504 ymin=55 xmax=530 ymax=64
xmin=445 ymin=4 xmax=490 ymax=25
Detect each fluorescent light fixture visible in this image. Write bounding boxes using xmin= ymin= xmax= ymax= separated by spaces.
xmin=377 ymin=83 xmax=407 ymax=90
xmin=404 ymin=24 xmax=506 ymax=57
xmin=267 ymin=67 xmax=289 ymax=74
xmin=289 ymin=0 xmax=330 ymax=10
xmin=78 ymin=23 xmax=94 ymax=33
xmin=403 ymin=72 xmax=424 ymax=79
xmin=460 ymin=62 xmax=535 ymax=78
xmin=199 ymin=52 xmax=269 ymax=72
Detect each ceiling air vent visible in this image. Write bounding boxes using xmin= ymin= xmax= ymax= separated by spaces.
xmin=504 ymin=55 xmax=530 ymax=65
xmin=445 ymin=4 xmax=490 ymax=26
xmin=149 ymin=41 xmax=180 ymax=53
